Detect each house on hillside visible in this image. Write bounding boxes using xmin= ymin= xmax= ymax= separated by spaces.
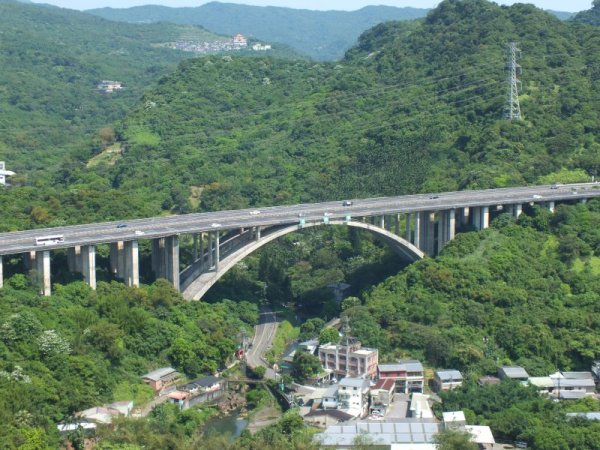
xmin=318 ymin=339 xmax=378 ymax=379
xmin=498 ymin=366 xmax=529 ymax=382
xmin=233 ymin=34 xmax=247 ymax=47
xmin=97 ymin=80 xmax=123 ymax=93
xmin=141 ymin=367 xmax=181 ymax=393
xmin=168 ymin=376 xmax=227 ymax=410
xmin=337 ymin=377 xmax=370 ymax=418
xmin=434 ymin=369 xmax=463 ymax=392
xmin=377 ymin=360 xmax=424 ymax=393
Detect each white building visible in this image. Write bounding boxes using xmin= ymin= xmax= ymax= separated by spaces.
xmin=319 ymin=339 xmax=378 ymax=379
xmin=0 ymin=162 xmax=15 ymax=186
xmin=337 ymin=377 xmax=370 ymax=418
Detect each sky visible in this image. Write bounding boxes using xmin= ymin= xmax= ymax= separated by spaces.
xmin=30 ymin=1 xmax=594 ymax=13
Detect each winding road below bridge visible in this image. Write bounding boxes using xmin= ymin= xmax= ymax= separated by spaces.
xmin=246 ymin=309 xmax=279 ymax=380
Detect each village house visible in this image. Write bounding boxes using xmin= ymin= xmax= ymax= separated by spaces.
xmin=498 ymin=365 xmax=529 ymax=382
xmin=434 ymin=369 xmax=463 ymax=392
xmin=377 ymin=360 xmax=424 ymax=393
xmin=370 ymin=378 xmax=396 ymax=415
xmin=337 ymin=377 xmax=370 ymax=418
xmin=233 ymin=33 xmax=247 ymax=47
xmin=318 ymin=339 xmax=378 ymax=379
xmin=167 ymin=376 xmax=227 ymax=410
xmin=141 ymin=367 xmax=181 ymax=393
xmin=97 ymin=80 xmax=123 ymax=93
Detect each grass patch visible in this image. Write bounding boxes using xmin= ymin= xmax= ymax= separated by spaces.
xmin=87 ymin=143 xmax=122 ymax=167
xmin=265 ymin=320 xmax=299 ymax=365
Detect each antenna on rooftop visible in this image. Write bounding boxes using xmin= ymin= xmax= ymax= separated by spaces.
xmin=504 ymin=42 xmax=522 ymax=120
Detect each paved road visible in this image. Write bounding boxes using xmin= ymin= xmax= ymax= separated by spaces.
xmin=1 ymin=183 xmax=598 ymax=255
xmin=246 ymin=309 xmax=279 ymax=380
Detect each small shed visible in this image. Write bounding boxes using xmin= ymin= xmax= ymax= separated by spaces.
xmin=498 ymin=366 xmax=529 ymax=381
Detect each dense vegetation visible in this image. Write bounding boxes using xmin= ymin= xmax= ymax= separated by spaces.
xmin=573 ymin=0 xmax=600 ymax=25
xmin=0 ymin=0 xmax=229 ymax=176
xmin=0 ymin=0 xmax=599 ymax=448
xmin=346 ymin=200 xmax=600 ymax=375
xmin=87 ymin=2 xmax=430 ymax=61
xmin=0 ymin=279 xmax=258 ymax=448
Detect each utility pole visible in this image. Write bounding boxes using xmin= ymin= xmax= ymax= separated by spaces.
xmin=504 ymin=42 xmax=522 ymax=120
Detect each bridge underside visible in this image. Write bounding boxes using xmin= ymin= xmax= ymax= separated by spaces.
xmin=2 ymin=200 xmax=574 ymax=298
xmin=180 ymin=219 xmax=425 ymax=301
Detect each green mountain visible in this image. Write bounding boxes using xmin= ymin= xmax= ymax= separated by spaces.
xmin=572 ymin=0 xmax=600 ymax=25
xmin=0 ymin=0 xmax=236 ymax=176
xmin=78 ymin=0 xmax=596 ymax=219
xmin=86 ymin=2 xmax=430 ymax=61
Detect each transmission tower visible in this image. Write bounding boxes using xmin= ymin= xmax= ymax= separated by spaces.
xmin=504 ymin=42 xmax=522 ymax=120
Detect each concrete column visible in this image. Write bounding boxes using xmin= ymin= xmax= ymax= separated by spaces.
xmin=36 ymin=250 xmax=51 ymax=297
xmin=447 ymin=209 xmax=456 ymax=241
xmin=124 ymin=241 xmax=139 ymax=288
xmin=81 ymin=245 xmax=96 ymax=290
xmin=208 ymin=233 xmax=214 ymax=268
xmin=473 ymin=207 xmax=481 ymax=230
xmin=395 ymin=214 xmax=400 ymax=236
xmin=67 ymin=246 xmax=82 ymax=273
xmin=405 ymin=214 xmax=411 ymax=241
xmin=255 ymin=226 xmax=261 ymax=240
xmin=461 ymin=207 xmax=470 ymax=226
xmin=419 ymin=211 xmax=435 ymax=256
xmin=214 ymin=233 xmax=220 ymax=272
xmin=580 ymin=198 xmax=587 ymax=204
xmin=165 ymin=236 xmax=180 ymax=291
xmin=437 ymin=211 xmax=446 ymax=255
xmin=23 ymin=251 xmax=36 ymax=270
xmin=548 ymin=201 xmax=555 ymax=213
xmin=193 ymin=234 xmax=199 ymax=261
xmin=199 ymin=234 xmax=205 ymax=270
xmin=0 ymin=256 xmax=3 ymax=289
xmin=513 ymin=203 xmax=522 ymax=219
xmin=414 ymin=212 xmax=421 ymax=248
xmin=481 ymin=206 xmax=489 ymax=229
xmin=110 ymin=241 xmax=126 ymax=279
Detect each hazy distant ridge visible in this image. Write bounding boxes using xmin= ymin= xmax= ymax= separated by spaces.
xmin=86 ymin=1 xmax=430 ymax=60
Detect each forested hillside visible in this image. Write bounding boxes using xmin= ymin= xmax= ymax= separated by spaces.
xmin=0 ymin=1 xmax=599 ymax=448
xmin=573 ymin=0 xmax=600 ymax=25
xmin=0 ymin=0 xmax=224 ymax=175
xmin=87 ymin=2 xmax=429 ymax=61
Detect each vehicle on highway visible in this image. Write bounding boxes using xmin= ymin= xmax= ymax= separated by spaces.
xmin=211 ymin=223 xmax=221 ymax=227
xmin=35 ymin=235 xmax=64 ymax=246
xmin=429 ymin=195 xmax=439 ymax=199
xmin=116 ymin=223 xmax=127 ymax=228
xmin=342 ymin=200 xmax=353 ymax=206
xmin=298 ymin=213 xmax=305 ymax=218
xmin=533 ymin=195 xmax=542 ymax=199
xmin=134 ymin=230 xmax=145 ymax=235
xmin=550 ymin=183 xmax=562 ymax=189
xmin=249 ymin=210 xmax=261 ymax=215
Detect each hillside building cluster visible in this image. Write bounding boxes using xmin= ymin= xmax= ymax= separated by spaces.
xmin=163 ymin=33 xmax=271 ymax=55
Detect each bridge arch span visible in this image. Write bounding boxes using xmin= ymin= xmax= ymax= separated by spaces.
xmin=181 ymin=219 xmax=424 ymax=301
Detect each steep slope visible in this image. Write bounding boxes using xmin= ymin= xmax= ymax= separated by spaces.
xmin=572 ymin=0 xmax=600 ymax=25
xmin=0 ymin=0 xmax=226 ymax=174
xmin=87 ymin=2 xmax=430 ymax=61
xmin=94 ymin=0 xmax=599 ymax=214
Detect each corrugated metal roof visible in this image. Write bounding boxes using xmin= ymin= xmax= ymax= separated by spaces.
xmin=379 ymin=360 xmax=423 ymax=372
xmin=142 ymin=367 xmax=176 ymax=381
xmin=436 ymin=370 xmax=463 ymax=381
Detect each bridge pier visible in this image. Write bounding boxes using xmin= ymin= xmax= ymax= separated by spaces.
xmin=460 ymin=207 xmax=470 ymax=226
xmin=110 ymin=241 xmax=126 ymax=278
xmin=413 ymin=212 xmax=421 ymax=248
xmin=81 ymin=245 xmax=96 ymax=290
xmin=513 ymin=203 xmax=522 ymax=218
xmin=36 ymin=250 xmax=51 ymax=296
xmin=437 ymin=209 xmax=456 ymax=254
xmin=151 ymin=236 xmax=179 ymax=289
xmin=214 ymin=233 xmax=220 ymax=271
xmin=472 ymin=206 xmax=490 ymax=230
xmin=124 ymin=240 xmax=139 ymax=287
xmin=0 ymin=256 xmax=3 ymax=289
xmin=418 ymin=211 xmax=435 ymax=256
xmin=67 ymin=246 xmax=82 ymax=273
xmin=405 ymin=213 xmax=411 ymax=242
xmin=547 ymin=201 xmax=555 ymax=213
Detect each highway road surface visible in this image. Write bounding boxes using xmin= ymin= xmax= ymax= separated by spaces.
xmin=0 ymin=182 xmax=598 ymax=256
xmin=246 ymin=309 xmax=279 ymax=380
